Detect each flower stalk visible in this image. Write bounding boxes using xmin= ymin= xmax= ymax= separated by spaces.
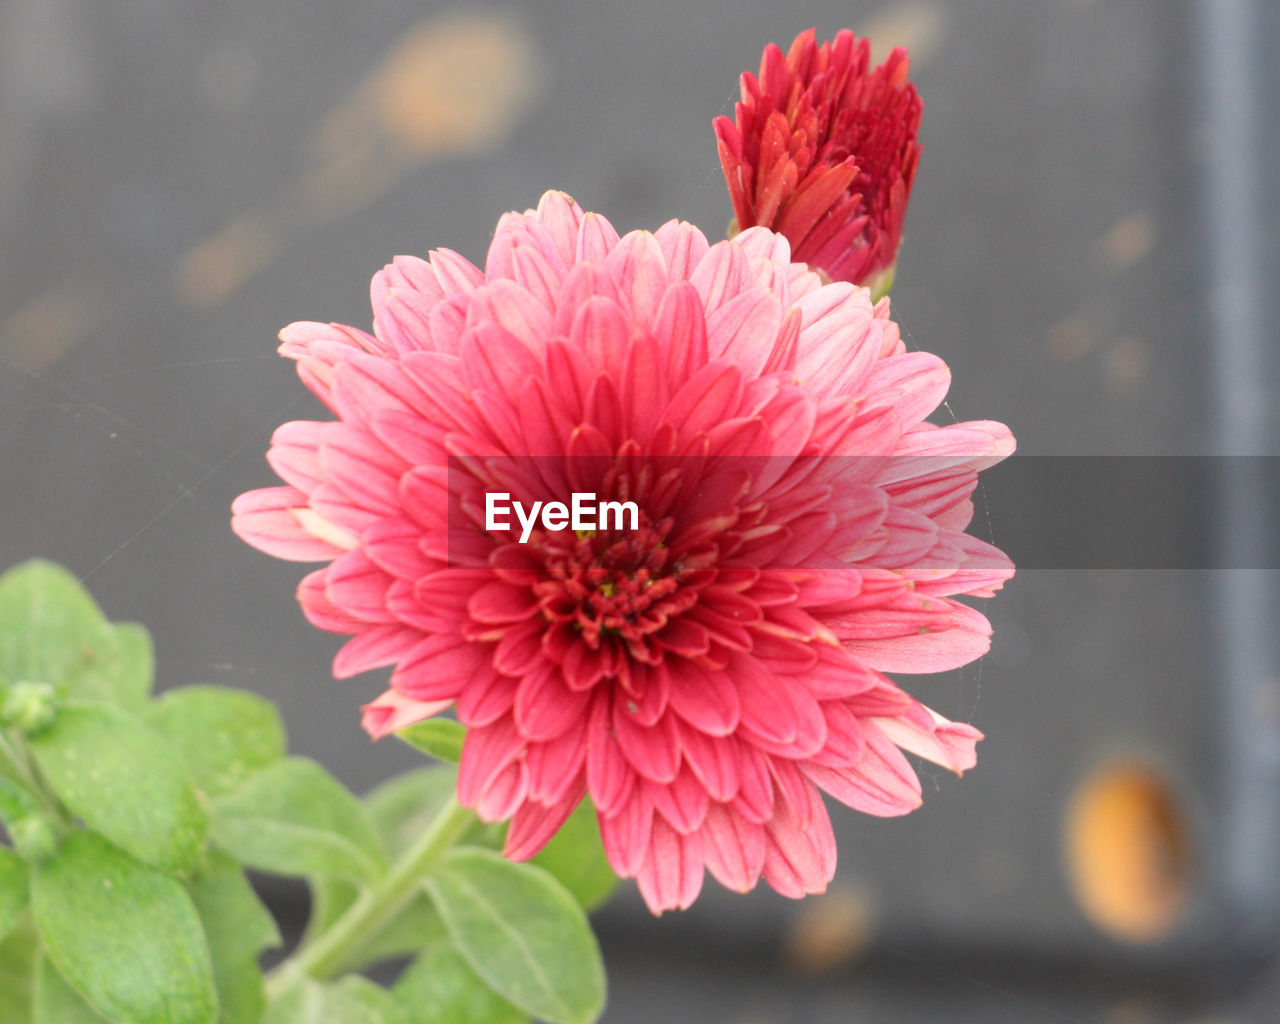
xmin=268 ymin=794 xmax=475 ymax=989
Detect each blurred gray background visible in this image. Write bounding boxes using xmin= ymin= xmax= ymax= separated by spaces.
xmin=2 ymin=0 xmax=1279 ymax=1020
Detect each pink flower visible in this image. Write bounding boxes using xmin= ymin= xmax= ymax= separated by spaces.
xmin=232 ymin=191 xmax=1013 ymax=913
xmin=714 ymin=29 xmax=922 ymax=293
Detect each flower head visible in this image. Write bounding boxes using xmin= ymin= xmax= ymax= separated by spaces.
xmin=714 ymin=29 xmax=922 ymax=293
xmin=232 ymin=191 xmax=1013 ymax=913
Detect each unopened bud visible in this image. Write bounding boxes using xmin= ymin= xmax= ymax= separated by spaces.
xmin=10 ymin=814 xmax=58 ymax=863
xmin=2 ymin=681 xmax=57 ymax=735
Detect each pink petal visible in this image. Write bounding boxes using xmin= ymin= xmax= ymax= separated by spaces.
xmin=535 ymin=190 xmax=586 ymax=266
xmin=231 ymin=486 xmax=347 ymax=562
xmin=523 ymin=725 xmax=589 ymax=804
xmin=515 ymin=664 xmax=593 ymax=741
xmin=653 ymin=219 xmax=710 ymax=281
xmin=599 ymin=792 xmax=653 ymax=877
xmin=612 ymin=705 xmax=682 ymax=784
xmin=761 ymin=777 xmax=836 ymax=898
xmin=389 ymin=633 xmax=491 ymax=702
xmin=701 ymin=802 xmax=766 ymax=893
xmin=504 ymin=784 xmax=586 ymax=861
xmin=643 ymin=767 xmax=710 ymax=835
xmin=333 ymin=625 xmax=420 ymax=678
xmin=602 ymin=230 xmax=669 ymax=328
xmin=457 ymin=715 xmax=524 ymax=807
xmin=871 ymin=704 xmax=982 ymax=774
xmin=636 ymin=817 xmax=704 ymax=913
xmin=265 ymin=420 xmax=326 ymax=492
xmin=587 ymin=694 xmax=637 ymax=815
xmin=802 ymin=725 xmax=923 ymax=816
xmin=677 ymin=722 xmax=739 ymax=802
xmin=476 ymin=760 xmax=528 ymax=822
xmin=360 ymin=689 xmax=452 ymax=738
xmin=844 ymin=599 xmax=993 ymax=673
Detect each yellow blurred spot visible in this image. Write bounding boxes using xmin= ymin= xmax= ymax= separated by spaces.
xmin=320 ymin=11 xmax=543 ymax=159
xmin=1093 ymin=213 xmax=1157 ymax=273
xmin=175 ymin=214 xmax=281 ymax=309
xmin=1065 ymin=763 xmax=1192 ymax=943
xmin=1104 ymin=998 xmax=1162 ymax=1024
xmin=857 ymin=1 xmax=949 ymax=67
xmin=1104 ymin=335 xmax=1150 ymax=396
xmin=782 ymin=881 xmax=876 ymax=974
xmin=1043 ymin=315 xmax=1098 ymax=363
xmin=2 ymin=274 xmax=107 ymax=371
xmin=175 ymin=9 xmax=544 ymax=309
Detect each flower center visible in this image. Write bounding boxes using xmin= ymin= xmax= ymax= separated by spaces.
xmin=533 ymin=513 xmax=702 ymax=654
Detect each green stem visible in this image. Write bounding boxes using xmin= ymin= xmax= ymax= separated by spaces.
xmin=0 ymin=728 xmax=70 ymax=828
xmin=269 ymin=795 xmax=474 ymax=989
xmin=0 ymin=732 xmax=23 ymax=781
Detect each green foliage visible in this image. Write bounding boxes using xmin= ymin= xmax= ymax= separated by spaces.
xmin=211 ymin=757 xmax=386 ymax=883
xmin=32 ymin=831 xmax=218 ymax=1024
xmin=367 ymin=766 xmax=460 ymax=858
xmin=264 ymin=976 xmax=410 ymax=1024
xmin=29 ymin=702 xmax=208 ymax=875
xmin=146 ymin=686 xmax=286 ymax=799
xmin=0 ymin=845 xmax=29 ymax=940
xmin=530 ymin=800 xmax=619 ymax=911
xmin=424 ymin=848 xmax=607 ymax=1024
xmin=303 ymin=767 xmax=458 ymax=971
xmin=0 ymin=560 xmax=615 ymax=1024
xmin=0 ymin=775 xmax=57 ymax=862
xmin=394 ymin=938 xmax=529 ymax=1024
xmin=3 ymin=681 xmax=57 ymax=734
xmin=189 ymin=850 xmax=281 ymax=1024
xmin=0 ymin=916 xmax=38 ymax=1022
xmin=35 ymin=954 xmax=113 ymax=1023
xmin=396 ymin=718 xmax=466 ymax=763
xmin=0 ymin=561 xmax=151 ymax=709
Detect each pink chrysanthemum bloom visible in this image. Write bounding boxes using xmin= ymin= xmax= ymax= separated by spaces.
xmin=714 ymin=28 xmax=922 ymax=294
xmin=231 ymin=191 xmax=1013 ymax=913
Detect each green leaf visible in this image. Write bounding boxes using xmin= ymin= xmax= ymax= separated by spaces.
xmin=306 ymin=766 xmax=453 ymax=969
xmin=35 ymin=954 xmax=112 ymax=1023
xmin=0 ymin=772 xmax=45 ymax=834
xmin=367 ymin=766 xmax=459 ymax=858
xmin=211 ymin=758 xmax=385 ymax=883
xmin=530 ymin=800 xmax=618 ymax=911
xmin=305 ymin=872 xmax=445 ymax=973
xmin=0 ymin=845 xmax=29 ymax=939
xmin=424 ymin=848 xmax=606 ymax=1024
xmin=289 ymin=766 xmax=457 ymax=972
xmin=394 ymin=938 xmax=528 ymax=1024
xmin=365 ymin=764 xmax=501 ymax=856
xmin=0 ymin=560 xmax=150 ymax=708
xmin=146 ymin=686 xmax=286 ymax=799
xmin=396 ymin=719 xmax=465 ymax=764
xmin=29 ymin=702 xmax=208 ymax=874
xmin=264 ymin=976 xmax=409 ymax=1024
xmin=0 ymin=734 xmax=24 ymax=789
xmin=189 ymin=850 xmax=281 ymax=1024
xmin=32 ymin=830 xmax=218 ymax=1024
xmin=0 ymin=914 xmax=38 ymax=1023
xmin=94 ymin=622 xmax=154 ymax=710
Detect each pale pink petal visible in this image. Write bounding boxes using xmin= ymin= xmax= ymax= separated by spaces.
xmin=230 ymin=486 xmax=347 ymax=562
xmin=360 ymin=689 xmax=452 ymax=739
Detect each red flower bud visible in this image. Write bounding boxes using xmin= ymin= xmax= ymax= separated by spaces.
xmin=715 ymin=29 xmax=922 ymax=293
